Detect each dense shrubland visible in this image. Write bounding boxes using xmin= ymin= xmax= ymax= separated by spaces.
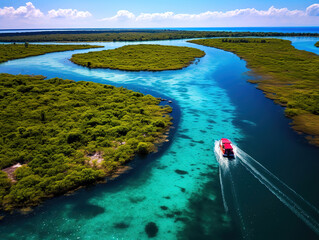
xmin=0 ymin=44 xmax=102 ymax=63
xmin=0 ymin=74 xmax=172 ymax=210
xmin=71 ymin=44 xmax=205 ymax=71
xmin=189 ymin=38 xmax=319 ymax=145
xmin=0 ymin=30 xmax=318 ymax=42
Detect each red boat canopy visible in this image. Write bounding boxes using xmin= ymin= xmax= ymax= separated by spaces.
xmin=221 ymin=138 xmax=231 ymax=144
xmin=223 ymin=143 xmax=233 ymax=150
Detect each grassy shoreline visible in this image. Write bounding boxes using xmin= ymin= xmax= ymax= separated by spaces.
xmin=70 ymin=44 xmax=205 ymax=71
xmin=189 ymin=38 xmax=319 ymax=146
xmin=0 ymin=74 xmax=173 ymax=212
xmin=0 ymin=44 xmax=103 ymax=64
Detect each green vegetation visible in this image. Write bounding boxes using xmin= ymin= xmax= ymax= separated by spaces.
xmin=71 ymin=44 xmax=205 ymax=71
xmin=315 ymin=41 xmax=319 ymax=47
xmin=0 ymin=30 xmax=318 ymax=42
xmin=0 ymin=44 xmax=102 ymax=64
xmin=0 ymin=74 xmax=172 ymax=211
xmin=189 ymin=38 xmax=319 ymax=145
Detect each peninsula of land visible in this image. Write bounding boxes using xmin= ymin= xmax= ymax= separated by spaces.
xmin=189 ymin=38 xmax=319 ymax=145
xmin=70 ymin=44 xmax=205 ymax=71
xmin=0 ymin=73 xmax=172 ymax=211
xmin=0 ymin=44 xmax=102 ymax=63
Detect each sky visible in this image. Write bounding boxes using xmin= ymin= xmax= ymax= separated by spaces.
xmin=0 ymin=0 xmax=319 ymax=29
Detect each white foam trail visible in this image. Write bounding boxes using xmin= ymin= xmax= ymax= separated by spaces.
xmin=219 ymin=166 xmax=229 ymax=212
xmin=228 ymin=165 xmax=249 ymax=240
xmin=233 ymin=145 xmax=319 ymax=236
xmin=214 ymin=141 xmax=249 ymax=239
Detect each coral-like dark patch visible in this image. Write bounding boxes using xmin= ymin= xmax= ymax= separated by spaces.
xmin=192 ymin=140 xmax=205 ymax=144
xmin=173 ymin=210 xmax=182 ymax=216
xmin=178 ymin=134 xmax=192 ymax=139
xmin=177 ymin=168 xmax=238 ymax=240
xmin=163 ymin=196 xmax=171 ymax=199
xmin=207 ymin=119 xmax=216 ymax=124
xmin=128 ymin=196 xmax=146 ymax=203
xmin=189 ymin=143 xmax=196 ymax=147
xmin=175 ymin=169 xmax=188 ymax=175
xmin=160 ymin=206 xmax=169 ymax=210
xmin=157 ymin=165 xmax=168 ymax=170
xmin=200 ymin=172 xmax=214 ymax=177
xmin=67 ymin=203 xmax=105 ymax=220
xmin=188 ymin=108 xmax=200 ymax=113
xmin=113 ymin=222 xmax=130 ymax=229
xmin=166 ymin=213 xmax=175 ymax=218
xmin=145 ymin=222 xmax=159 ymax=238
xmin=200 ymin=130 xmax=207 ymax=133
xmin=207 ymin=164 xmax=215 ymax=169
xmin=179 ymin=128 xmax=189 ymax=133
xmin=191 ymin=113 xmax=200 ymax=117
xmin=175 ymin=185 xmax=186 ymax=193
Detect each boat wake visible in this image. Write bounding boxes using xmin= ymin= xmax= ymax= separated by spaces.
xmin=214 ymin=140 xmax=319 ymax=236
xmin=214 ymin=141 xmax=249 ymax=239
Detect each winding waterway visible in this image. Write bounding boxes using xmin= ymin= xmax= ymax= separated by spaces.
xmin=0 ymin=37 xmax=318 ymax=240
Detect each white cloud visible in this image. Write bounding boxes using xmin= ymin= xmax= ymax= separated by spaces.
xmin=136 ymin=12 xmax=175 ymax=21
xmin=48 ymin=9 xmax=92 ymax=18
xmin=0 ymin=2 xmax=91 ymax=20
xmin=0 ymin=2 xmax=318 ymax=28
xmin=0 ymin=2 xmax=43 ymax=18
xmin=101 ymin=5 xmax=316 ymax=23
xmin=101 ymin=10 xmax=135 ymax=21
xmin=306 ymin=4 xmax=319 ymax=16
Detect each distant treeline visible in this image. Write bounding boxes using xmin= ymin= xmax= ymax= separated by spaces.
xmin=0 ymin=30 xmax=318 ymax=42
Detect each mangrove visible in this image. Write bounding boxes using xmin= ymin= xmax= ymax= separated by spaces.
xmin=0 ymin=73 xmax=172 ymax=211
xmin=189 ymin=38 xmax=319 ymax=146
xmin=0 ymin=44 xmax=102 ymax=64
xmin=71 ymin=44 xmax=205 ymax=71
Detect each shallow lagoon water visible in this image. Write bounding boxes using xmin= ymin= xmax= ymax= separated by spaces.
xmin=0 ymin=38 xmax=319 ymax=240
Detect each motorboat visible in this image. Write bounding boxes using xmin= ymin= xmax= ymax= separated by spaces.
xmin=219 ymin=138 xmax=235 ymax=159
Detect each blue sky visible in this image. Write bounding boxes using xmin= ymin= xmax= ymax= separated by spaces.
xmin=0 ymin=1 xmax=318 ymax=28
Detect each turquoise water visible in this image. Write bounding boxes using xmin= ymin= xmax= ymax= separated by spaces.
xmin=0 ymin=38 xmax=319 ymax=239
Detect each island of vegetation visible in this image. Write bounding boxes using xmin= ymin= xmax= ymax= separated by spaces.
xmin=189 ymin=38 xmax=319 ymax=146
xmin=0 ymin=43 xmax=102 ymax=64
xmin=0 ymin=30 xmax=318 ymax=42
xmin=70 ymin=44 xmax=205 ymax=71
xmin=0 ymin=73 xmax=172 ymax=212
xmin=315 ymin=41 xmax=319 ymax=47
